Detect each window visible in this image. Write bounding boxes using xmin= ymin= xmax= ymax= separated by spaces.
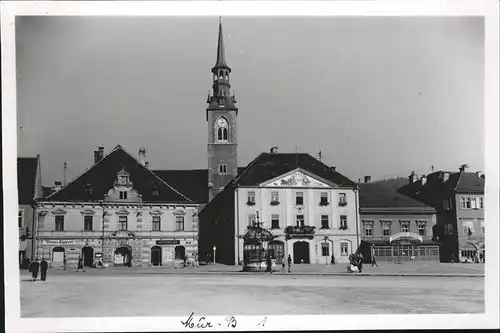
xmin=470 ymin=197 xmax=477 ymax=209
xmin=321 ymin=242 xmax=329 ymax=256
xmin=152 ymin=216 xmax=161 ymax=231
xmin=460 ymin=196 xmax=467 ymax=209
xmin=417 ymin=221 xmax=427 ymax=236
xmin=248 ymin=214 xmax=256 ymax=227
xmin=321 ymin=215 xmax=329 ymax=229
xmin=218 ymin=164 xmax=228 ymax=175
xmin=18 ymin=210 xmax=24 ymax=228
xmin=462 ymin=221 xmax=474 ymax=235
xmin=216 ymin=118 xmax=229 ymax=141
xmin=55 ymin=215 xmax=64 ymax=231
xmin=84 ymin=215 xmax=93 ymax=231
xmin=339 ymin=215 xmax=347 ymax=230
xmin=400 ymin=221 xmax=410 ymax=233
xmin=364 ymin=222 xmax=373 ymax=236
xmin=296 ymin=192 xmax=304 ymax=205
xmin=271 ymin=214 xmax=280 ymax=229
xmin=382 ymin=223 xmax=391 ymax=237
xmin=247 ymin=191 xmax=255 ymax=205
xmin=296 ymin=215 xmax=305 ymax=227
xmin=119 ymin=191 xmax=128 ymax=200
xmin=320 ymin=192 xmax=329 ymax=206
xmin=479 ymin=197 xmax=484 ymax=209
xmin=118 ymin=215 xmax=128 ymax=231
xmin=271 ymin=192 xmax=279 ymax=205
xmin=466 ymin=197 xmax=472 ymax=209
xmin=176 ymin=216 xmax=185 ymax=231
xmin=338 ymin=193 xmax=347 ymax=206
xmin=340 ymin=243 xmax=348 ymax=256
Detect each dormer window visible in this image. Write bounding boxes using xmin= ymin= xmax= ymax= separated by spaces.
xmin=152 ymin=186 xmax=159 ymax=197
xmin=119 ymin=191 xmax=128 ymax=200
xmin=216 ymin=117 xmax=229 ymax=141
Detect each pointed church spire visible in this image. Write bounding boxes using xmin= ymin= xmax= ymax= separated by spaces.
xmin=215 ymin=17 xmax=228 ymax=68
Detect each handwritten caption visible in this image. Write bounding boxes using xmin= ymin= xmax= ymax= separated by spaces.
xmin=181 ymin=312 xmax=268 ymax=329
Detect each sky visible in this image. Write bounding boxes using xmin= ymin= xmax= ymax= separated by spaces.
xmin=16 ymin=16 xmax=485 ymax=186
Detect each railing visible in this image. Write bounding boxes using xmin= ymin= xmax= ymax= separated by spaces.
xmin=466 ymin=235 xmax=485 ymax=242
xmin=285 ymin=225 xmax=316 ymax=237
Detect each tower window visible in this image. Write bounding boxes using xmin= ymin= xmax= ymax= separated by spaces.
xmin=218 ymin=163 xmax=228 ymax=174
xmin=216 ymin=117 xmax=229 ymax=141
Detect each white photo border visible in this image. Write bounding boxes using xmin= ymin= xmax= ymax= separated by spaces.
xmin=2 ymin=1 xmax=498 ymax=332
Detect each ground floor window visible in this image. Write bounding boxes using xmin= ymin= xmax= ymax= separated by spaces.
xmin=321 ymin=242 xmax=329 ymax=256
xmin=340 ymin=243 xmax=348 ymax=256
xmin=372 ymin=245 xmax=439 ymax=262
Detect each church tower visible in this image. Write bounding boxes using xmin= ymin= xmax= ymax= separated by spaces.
xmin=207 ymin=18 xmax=238 ymax=202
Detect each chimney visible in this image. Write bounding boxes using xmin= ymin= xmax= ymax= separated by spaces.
xmin=138 ymin=147 xmax=147 ymax=166
xmin=475 ymin=171 xmax=484 ymax=178
xmin=364 ymin=176 xmax=371 ymax=183
xmin=270 ymin=146 xmax=278 ymax=153
xmin=330 ymin=166 xmax=336 ymax=172
xmin=459 ymin=164 xmax=469 ymax=172
xmin=145 ymin=161 xmax=150 ymax=169
xmin=421 ymin=175 xmax=427 ymax=186
xmin=409 ymin=171 xmax=418 ymax=184
xmin=54 ymin=181 xmax=62 ymax=191
xmin=94 ymin=151 xmax=100 ymax=164
xmin=98 ymin=147 xmax=104 ymax=160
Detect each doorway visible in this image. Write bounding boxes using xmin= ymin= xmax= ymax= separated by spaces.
xmin=114 ymin=246 xmax=132 ymax=267
xmin=52 ymin=247 xmax=65 ymax=266
xmin=151 ymin=246 xmax=162 ymax=266
xmin=82 ymin=246 xmax=94 ymax=267
xmin=293 ymin=241 xmax=310 ymax=264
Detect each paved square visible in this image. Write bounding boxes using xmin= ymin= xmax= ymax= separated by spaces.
xmin=20 ymin=270 xmax=484 ymax=317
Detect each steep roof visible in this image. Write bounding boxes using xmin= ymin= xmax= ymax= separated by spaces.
xmin=17 ymin=157 xmax=38 ymax=205
xmin=232 ymin=153 xmax=356 ymax=187
xmin=153 ymin=167 xmax=247 ymax=204
xmin=358 ymin=182 xmax=434 ymax=212
xmin=398 ymin=171 xmax=484 ymax=205
xmin=44 ymin=146 xmax=192 ymax=203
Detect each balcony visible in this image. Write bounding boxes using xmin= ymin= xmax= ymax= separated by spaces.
xmin=466 ymin=235 xmax=485 ymax=242
xmin=285 ymin=225 xmax=316 ymax=240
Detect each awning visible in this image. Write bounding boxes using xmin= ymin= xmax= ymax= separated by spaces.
xmin=19 ymin=239 xmax=27 ymax=251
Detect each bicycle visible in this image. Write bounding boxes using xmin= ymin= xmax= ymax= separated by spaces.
xmin=179 ymin=260 xmax=194 ymax=269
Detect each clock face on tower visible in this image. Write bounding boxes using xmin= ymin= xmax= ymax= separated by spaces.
xmin=217 ymin=118 xmax=228 ymax=128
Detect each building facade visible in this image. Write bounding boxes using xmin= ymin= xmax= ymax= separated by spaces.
xmin=199 ymin=151 xmax=361 ymax=265
xmin=398 ymin=165 xmax=485 ymax=262
xmin=357 ymin=179 xmax=439 ymax=263
xmin=18 ymin=155 xmax=43 ymax=267
xmin=35 ymin=146 xmax=200 ymax=268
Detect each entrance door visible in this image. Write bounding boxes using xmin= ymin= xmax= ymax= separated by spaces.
xmin=175 ymin=246 xmax=186 ymax=260
xmin=151 ymin=246 xmax=162 ymax=266
xmin=114 ymin=246 xmax=132 ymax=267
xmin=293 ymin=241 xmax=310 ymax=264
xmin=82 ymin=246 xmax=94 ymax=267
xmin=52 ymin=247 xmax=65 ymax=266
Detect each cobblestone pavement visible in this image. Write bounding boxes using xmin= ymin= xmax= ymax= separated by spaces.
xmin=35 ymin=261 xmax=485 ymax=276
xmin=20 ymin=271 xmax=484 ymax=317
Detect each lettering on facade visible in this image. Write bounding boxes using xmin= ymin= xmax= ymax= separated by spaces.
xmin=42 ymin=240 xmax=75 ymax=246
xmin=156 ymin=240 xmax=181 ymax=245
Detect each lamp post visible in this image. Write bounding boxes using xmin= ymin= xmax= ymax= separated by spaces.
xmin=323 ymin=236 xmax=328 ymax=266
xmin=213 ymin=245 xmax=216 ymax=266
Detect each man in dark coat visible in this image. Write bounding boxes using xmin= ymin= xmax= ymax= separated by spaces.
xmin=287 ymin=254 xmax=292 ymax=273
xmin=40 ymin=258 xmax=49 ymax=281
xmin=266 ymin=253 xmax=272 ymax=273
xmin=30 ymin=259 xmax=40 ymax=281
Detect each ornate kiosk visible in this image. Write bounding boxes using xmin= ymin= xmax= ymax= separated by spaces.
xmin=242 ymin=213 xmax=278 ymax=272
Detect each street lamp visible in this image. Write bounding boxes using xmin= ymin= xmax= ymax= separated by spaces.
xmin=213 ymin=245 xmax=216 ymax=266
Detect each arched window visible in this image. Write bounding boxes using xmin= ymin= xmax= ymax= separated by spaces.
xmin=216 ymin=117 xmax=229 ymax=141
xmin=219 ymin=164 xmax=228 ymax=175
xmin=219 ymin=70 xmax=224 ymax=78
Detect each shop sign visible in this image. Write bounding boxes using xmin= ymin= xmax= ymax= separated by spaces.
xmin=156 ymin=240 xmax=180 ymax=245
xmin=95 ymin=253 xmax=102 ymax=258
xmin=42 ymin=240 xmax=75 ymax=246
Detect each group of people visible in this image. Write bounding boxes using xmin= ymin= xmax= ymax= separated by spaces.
xmin=28 ymin=258 xmax=48 ymax=282
xmin=271 ymin=254 xmax=293 ymax=273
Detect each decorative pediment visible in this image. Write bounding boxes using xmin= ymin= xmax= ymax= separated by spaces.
xmin=104 ymin=169 xmax=142 ymax=203
xmin=149 ymin=209 xmax=163 ymax=216
xmin=38 ymin=210 xmax=49 ymax=216
xmin=51 ymin=208 xmax=67 ymax=215
xmin=260 ymin=169 xmax=335 ymax=188
xmin=115 ymin=169 xmax=132 ymax=187
xmin=115 ymin=209 xmax=130 ymax=216
xmin=173 ymin=208 xmax=186 ymax=216
xmin=80 ymin=208 xmax=96 ymax=215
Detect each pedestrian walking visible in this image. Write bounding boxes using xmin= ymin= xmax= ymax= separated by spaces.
xmin=281 ymin=257 xmax=286 ymax=272
xmin=29 ymin=258 xmax=40 ymax=282
xmin=371 ymin=255 xmax=379 ymax=267
xmin=76 ymin=256 xmax=85 ymax=272
xmin=40 ymin=258 xmax=49 ymax=281
xmin=358 ymin=253 xmax=364 ymax=273
xmin=266 ymin=253 xmax=272 ymax=274
xmin=331 ymin=254 xmax=336 ymax=265
xmin=287 ymin=254 xmax=292 ymax=273
xmin=63 ymin=255 xmax=67 ymax=270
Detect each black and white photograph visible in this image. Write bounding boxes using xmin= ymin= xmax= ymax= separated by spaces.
xmin=2 ymin=1 xmax=499 ymax=332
